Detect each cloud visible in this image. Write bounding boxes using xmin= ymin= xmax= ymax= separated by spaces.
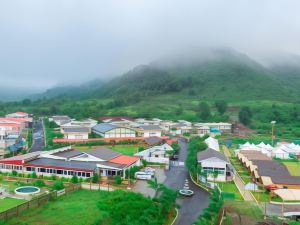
xmin=0 ymin=0 xmax=299 ymax=90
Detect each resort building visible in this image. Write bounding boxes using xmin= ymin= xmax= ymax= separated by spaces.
xmin=138 ymin=125 xmax=162 ymax=137
xmin=61 ymin=127 xmax=90 ymax=140
xmin=92 ymin=123 xmax=136 ymax=138
xmin=0 ymin=147 xmax=140 ymax=179
xmin=197 ymin=148 xmax=234 ymax=182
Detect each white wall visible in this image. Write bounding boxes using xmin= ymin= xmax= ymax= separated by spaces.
xmin=143 ymin=131 xmax=161 ymax=137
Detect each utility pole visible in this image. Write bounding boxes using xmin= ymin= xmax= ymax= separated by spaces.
xmin=271 ymin=121 xmax=276 ymax=147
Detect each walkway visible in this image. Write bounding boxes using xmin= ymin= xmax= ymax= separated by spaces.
xmin=223 ymin=145 xmax=256 ymax=202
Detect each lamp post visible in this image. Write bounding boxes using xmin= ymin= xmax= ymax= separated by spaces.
xmin=271 ymin=121 xmax=276 ymax=147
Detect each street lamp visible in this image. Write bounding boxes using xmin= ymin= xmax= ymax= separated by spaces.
xmin=271 ymin=121 xmax=276 ymax=147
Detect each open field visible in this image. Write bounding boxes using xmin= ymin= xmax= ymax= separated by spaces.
xmin=6 ymin=190 xmax=106 ymax=225
xmin=282 ymin=161 xmax=300 ymax=176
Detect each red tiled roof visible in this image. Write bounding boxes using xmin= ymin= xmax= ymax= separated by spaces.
xmin=15 ymin=112 xmax=28 ymax=115
xmin=108 ymin=155 xmax=140 ymax=166
xmin=0 ymin=123 xmax=21 ymax=127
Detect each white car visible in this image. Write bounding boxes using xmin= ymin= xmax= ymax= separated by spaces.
xmin=135 ymin=172 xmax=152 ymax=180
xmin=143 ymin=167 xmax=155 ymax=176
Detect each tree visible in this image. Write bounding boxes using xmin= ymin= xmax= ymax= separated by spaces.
xmin=114 ymin=175 xmax=122 ymax=185
xmin=53 ymin=180 xmax=64 ymax=190
xmin=238 ymin=106 xmax=252 ymax=125
xmin=213 ymin=170 xmax=219 ymax=186
xmin=71 ymin=175 xmax=79 ymax=183
xmin=148 ymin=177 xmax=164 ymax=197
xmin=92 ymin=173 xmax=99 ymax=183
xmin=215 ymin=100 xmax=227 ymax=114
xmin=198 ymin=102 xmax=211 ymax=120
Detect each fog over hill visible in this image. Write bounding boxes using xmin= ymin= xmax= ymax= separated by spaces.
xmin=1 ymin=0 xmax=300 ymax=101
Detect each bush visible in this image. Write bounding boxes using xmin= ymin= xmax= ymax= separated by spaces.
xmin=125 ymin=166 xmax=143 ymax=179
xmin=33 ymin=179 xmax=46 ymax=187
xmin=12 ymin=170 xmax=18 ymax=176
xmin=51 ymin=175 xmax=57 ymax=180
xmin=31 ymin=172 xmax=37 ymax=178
xmin=53 ymin=180 xmax=64 ymax=190
xmin=92 ymin=173 xmax=99 ymax=183
xmin=114 ymin=176 xmax=122 ymax=185
xmin=71 ymin=175 xmax=79 ymax=183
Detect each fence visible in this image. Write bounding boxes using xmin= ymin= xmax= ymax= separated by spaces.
xmin=0 ymin=183 xmax=80 ymax=221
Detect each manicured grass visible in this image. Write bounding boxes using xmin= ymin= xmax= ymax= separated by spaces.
xmin=251 ymin=191 xmax=270 ymax=202
xmin=219 ymin=181 xmax=243 ymax=200
xmin=0 ymin=198 xmax=27 ymax=213
xmin=7 ymin=190 xmax=106 ymax=225
xmin=0 ymin=179 xmax=19 ymax=192
xmin=76 ymin=145 xmax=140 ymax=156
xmin=110 ymin=145 xmax=140 ymax=156
xmin=282 ymin=161 xmax=300 ymax=176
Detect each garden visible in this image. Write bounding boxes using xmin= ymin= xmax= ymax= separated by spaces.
xmin=3 ymin=187 xmax=177 ymax=225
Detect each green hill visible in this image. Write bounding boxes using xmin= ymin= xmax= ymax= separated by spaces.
xmin=2 ymin=48 xmax=300 ymax=138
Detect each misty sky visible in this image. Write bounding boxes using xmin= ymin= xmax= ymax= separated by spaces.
xmin=1 ymin=0 xmax=300 ymax=91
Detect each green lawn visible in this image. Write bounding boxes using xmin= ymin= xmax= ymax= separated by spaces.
xmin=0 ymin=198 xmax=27 ymax=213
xmin=219 ymin=181 xmax=243 ymax=200
xmin=7 ymin=190 xmax=106 ymax=225
xmin=282 ymin=161 xmax=300 ymax=176
xmin=110 ymin=145 xmax=140 ymax=156
xmin=0 ymin=180 xmax=19 ymax=193
xmin=76 ymin=145 xmax=141 ymax=156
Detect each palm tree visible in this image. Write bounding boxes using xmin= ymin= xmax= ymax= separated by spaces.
xmin=148 ymin=177 xmax=164 ymax=197
xmin=197 ymin=164 xmax=202 ymax=183
xmin=213 ymin=170 xmax=219 ymax=188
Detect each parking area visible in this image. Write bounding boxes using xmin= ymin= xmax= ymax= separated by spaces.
xmin=133 ymin=167 xmax=166 ymax=198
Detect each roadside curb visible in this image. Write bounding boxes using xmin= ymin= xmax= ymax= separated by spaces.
xmin=170 ymin=208 xmax=179 ymax=225
xmin=270 ymin=201 xmax=300 ymax=205
xmin=189 ymin=172 xmax=211 ymax=193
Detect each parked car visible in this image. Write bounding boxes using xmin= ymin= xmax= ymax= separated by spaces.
xmin=135 ymin=172 xmax=152 ymax=180
xmin=143 ymin=167 xmax=155 ymax=176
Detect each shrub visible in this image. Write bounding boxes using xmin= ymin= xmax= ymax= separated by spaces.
xmin=51 ymin=175 xmax=57 ymax=180
xmin=31 ymin=172 xmax=37 ymax=178
xmin=53 ymin=180 xmax=64 ymax=190
xmin=114 ymin=176 xmax=122 ymax=185
xmin=71 ymin=175 xmax=79 ymax=183
xmin=12 ymin=170 xmax=18 ymax=176
xmin=92 ymin=173 xmax=99 ymax=183
xmin=33 ymin=179 xmax=46 ymax=187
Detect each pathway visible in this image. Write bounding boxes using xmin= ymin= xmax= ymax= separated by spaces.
xmin=223 ymin=145 xmax=256 ymax=202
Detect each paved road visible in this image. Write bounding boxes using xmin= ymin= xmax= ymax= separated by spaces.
xmin=29 ymin=119 xmax=45 ymax=152
xmin=164 ymin=139 xmax=210 ymax=225
xmin=133 ymin=168 xmax=166 ymax=198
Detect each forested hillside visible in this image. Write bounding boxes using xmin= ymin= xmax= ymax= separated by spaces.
xmin=1 ymin=49 xmax=300 ymax=137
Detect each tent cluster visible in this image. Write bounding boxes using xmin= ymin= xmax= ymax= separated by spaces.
xmin=237 ymin=142 xmax=300 ymax=159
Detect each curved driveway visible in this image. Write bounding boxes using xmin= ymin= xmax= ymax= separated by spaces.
xmin=164 ymin=139 xmax=210 ymax=225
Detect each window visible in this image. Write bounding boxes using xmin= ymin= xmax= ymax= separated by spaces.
xmin=57 ymin=170 xmax=63 ymax=175
xmin=40 ymin=168 xmax=46 ymax=173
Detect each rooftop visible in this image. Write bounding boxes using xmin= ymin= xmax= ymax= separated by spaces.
xmin=92 ymin=123 xmax=119 ymax=133
xmin=62 ymin=127 xmax=90 ymax=133
xmin=84 ymin=148 xmax=122 ymax=161
xmin=25 ymin=158 xmax=97 ymax=171
xmin=197 ymin=148 xmax=229 ymax=163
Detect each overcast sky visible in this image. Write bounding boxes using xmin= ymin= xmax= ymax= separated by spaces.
xmin=0 ymin=0 xmax=300 ymax=91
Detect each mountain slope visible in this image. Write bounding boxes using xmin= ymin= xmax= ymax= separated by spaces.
xmin=85 ymin=48 xmax=296 ymax=103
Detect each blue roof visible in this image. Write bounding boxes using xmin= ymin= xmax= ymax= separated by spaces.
xmin=92 ymin=123 xmax=119 ymax=133
xmin=210 ymin=128 xmax=220 ymax=133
